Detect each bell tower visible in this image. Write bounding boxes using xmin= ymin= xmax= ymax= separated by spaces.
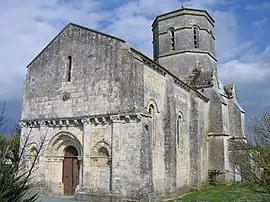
xmin=152 ymin=8 xmax=218 ymax=88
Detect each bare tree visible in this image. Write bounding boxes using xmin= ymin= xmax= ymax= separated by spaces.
xmin=0 ymin=102 xmax=47 ymax=201
xmin=230 ymin=109 xmax=270 ymax=199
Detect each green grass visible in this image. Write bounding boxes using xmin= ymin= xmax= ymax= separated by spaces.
xmin=178 ymin=183 xmax=269 ymax=202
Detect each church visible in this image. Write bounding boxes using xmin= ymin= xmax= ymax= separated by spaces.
xmin=19 ymin=7 xmax=245 ymax=201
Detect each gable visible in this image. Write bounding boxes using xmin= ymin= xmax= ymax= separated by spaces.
xmin=26 ymin=23 xmax=125 ymax=68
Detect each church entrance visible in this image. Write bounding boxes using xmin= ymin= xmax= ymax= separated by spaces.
xmin=62 ymin=146 xmax=79 ymax=195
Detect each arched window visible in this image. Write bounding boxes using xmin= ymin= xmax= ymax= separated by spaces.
xmin=98 ymin=147 xmax=110 ymax=157
xmin=169 ymin=28 xmax=175 ymax=50
xmin=67 ymin=56 xmax=72 ymax=82
xmin=148 ymin=104 xmax=155 ymax=116
xmin=176 ymin=114 xmax=183 ymax=147
xmin=193 ymin=26 xmax=199 ymax=48
xmin=29 ymin=147 xmax=39 ymax=163
xmin=98 ymin=147 xmax=111 ymax=166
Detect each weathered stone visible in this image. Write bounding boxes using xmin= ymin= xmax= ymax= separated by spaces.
xmin=20 ymin=7 xmax=245 ymax=201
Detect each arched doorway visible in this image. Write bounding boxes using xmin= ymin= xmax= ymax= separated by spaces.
xmin=62 ymin=146 xmax=79 ymax=195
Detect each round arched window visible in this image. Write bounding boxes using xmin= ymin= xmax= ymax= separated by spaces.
xmin=148 ymin=104 xmax=155 ymax=116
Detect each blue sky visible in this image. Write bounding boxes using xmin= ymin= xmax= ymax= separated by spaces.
xmin=0 ymin=0 xmax=269 ymax=132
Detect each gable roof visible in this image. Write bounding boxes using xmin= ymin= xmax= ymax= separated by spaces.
xmin=26 ymin=23 xmax=125 ymax=68
xmin=24 ymin=22 xmax=209 ymax=102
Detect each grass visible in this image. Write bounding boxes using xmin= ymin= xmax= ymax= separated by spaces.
xmin=173 ymin=183 xmax=269 ymax=202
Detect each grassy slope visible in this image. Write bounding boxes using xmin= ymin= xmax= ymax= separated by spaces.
xmin=180 ymin=184 xmax=268 ymax=202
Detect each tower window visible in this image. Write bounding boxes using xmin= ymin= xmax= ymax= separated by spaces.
xmin=67 ymin=56 xmax=72 ymax=82
xmin=193 ymin=26 xmax=199 ymax=49
xmin=153 ymin=33 xmax=158 ymax=60
xmin=169 ymin=28 xmax=175 ymax=50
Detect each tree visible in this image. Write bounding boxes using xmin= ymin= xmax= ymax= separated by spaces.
xmin=230 ymin=109 xmax=270 ymax=199
xmin=0 ymin=102 xmax=46 ymax=202
xmin=0 ymin=102 xmax=7 ymax=133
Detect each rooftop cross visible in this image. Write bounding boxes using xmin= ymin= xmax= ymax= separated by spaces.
xmin=181 ymin=0 xmax=184 ymax=8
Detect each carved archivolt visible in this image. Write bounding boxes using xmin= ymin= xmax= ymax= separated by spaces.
xmin=91 ymin=140 xmax=111 ymax=167
xmin=92 ymin=140 xmax=111 ymax=155
xmin=47 ymin=132 xmax=82 ymax=157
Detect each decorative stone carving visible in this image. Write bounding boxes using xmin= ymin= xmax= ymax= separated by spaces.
xmin=125 ymin=115 xmax=131 ymax=122
xmin=82 ymin=118 xmax=91 ymax=124
xmin=188 ymin=61 xmax=201 ymax=87
xmin=62 ymin=92 xmax=71 ymax=102
xmin=110 ymin=115 xmax=121 ymax=122
xmin=94 ymin=117 xmax=100 ymax=125
xmin=19 ymin=122 xmax=27 ymax=128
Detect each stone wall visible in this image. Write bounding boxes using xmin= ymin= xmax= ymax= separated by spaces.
xmin=153 ymin=9 xmax=217 ymax=87
xmin=20 ymin=124 xmax=83 ymax=195
xmin=141 ymin=57 xmax=209 ymax=196
xmin=22 ymin=24 xmax=144 ymax=121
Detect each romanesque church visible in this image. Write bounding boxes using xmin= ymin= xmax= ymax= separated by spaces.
xmin=20 ymin=7 xmax=245 ymax=201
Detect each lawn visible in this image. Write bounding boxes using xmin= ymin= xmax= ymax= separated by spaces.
xmin=177 ymin=183 xmax=269 ymax=202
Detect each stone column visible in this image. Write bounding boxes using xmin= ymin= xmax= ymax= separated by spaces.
xmin=38 ymin=121 xmax=47 ymax=182
xmin=77 ymin=157 xmax=83 ymax=187
xmin=110 ymin=115 xmax=122 ymax=194
xmin=82 ymin=118 xmax=91 ymax=187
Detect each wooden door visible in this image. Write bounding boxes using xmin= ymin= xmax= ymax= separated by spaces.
xmin=62 ymin=146 xmax=79 ymax=195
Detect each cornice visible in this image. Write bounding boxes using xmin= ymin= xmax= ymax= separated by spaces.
xmin=19 ymin=112 xmax=145 ymax=128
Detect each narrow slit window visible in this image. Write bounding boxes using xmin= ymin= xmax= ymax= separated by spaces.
xmin=169 ymin=29 xmax=175 ymax=50
xmin=67 ymin=56 xmax=72 ymax=82
xmin=149 ymin=104 xmax=155 ymax=116
xmin=193 ymin=27 xmax=199 ymax=48
xmin=177 ymin=115 xmax=183 ymax=147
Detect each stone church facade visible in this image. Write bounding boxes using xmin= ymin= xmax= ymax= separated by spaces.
xmin=20 ymin=8 xmax=245 ymax=201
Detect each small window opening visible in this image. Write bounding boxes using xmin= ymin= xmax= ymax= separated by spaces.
xmin=98 ymin=147 xmax=111 ymax=166
xmin=177 ymin=115 xmax=183 ymax=147
xmin=29 ymin=147 xmax=39 ymax=163
xmin=149 ymin=104 xmax=155 ymax=116
xmin=98 ymin=147 xmax=110 ymax=157
xmin=169 ymin=29 xmax=175 ymax=50
xmin=67 ymin=56 xmax=72 ymax=82
xmin=193 ymin=27 xmax=199 ymax=49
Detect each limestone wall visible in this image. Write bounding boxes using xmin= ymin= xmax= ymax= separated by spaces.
xmin=142 ymin=60 xmax=209 ymax=196
xmin=21 ymin=24 xmax=144 ymax=121
xmin=20 ymin=124 xmax=83 ymax=195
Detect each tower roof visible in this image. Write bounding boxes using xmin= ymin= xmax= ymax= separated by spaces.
xmin=152 ymin=7 xmax=215 ymax=28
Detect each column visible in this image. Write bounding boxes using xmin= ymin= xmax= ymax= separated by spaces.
xmin=110 ymin=115 xmax=122 ymax=194
xmin=82 ymin=118 xmax=91 ymax=188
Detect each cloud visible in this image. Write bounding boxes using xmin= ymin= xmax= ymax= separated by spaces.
xmin=219 ymin=46 xmax=270 ymax=84
xmin=0 ymin=0 xmax=270 ymax=130
xmin=219 ymin=58 xmax=270 ymax=84
xmin=0 ymin=0 xmax=110 ymax=130
xmin=252 ymin=18 xmax=268 ymax=27
xmin=245 ymin=2 xmax=270 ymax=10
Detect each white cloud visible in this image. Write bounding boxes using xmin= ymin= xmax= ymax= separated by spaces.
xmin=219 ymin=59 xmax=270 ymax=84
xmin=245 ymin=2 xmax=270 ymax=10
xmin=0 ymin=0 xmax=270 ymax=128
xmin=219 ymin=46 xmax=270 ymax=84
xmin=0 ymin=0 xmax=108 ymax=102
xmin=252 ymin=18 xmax=269 ymax=27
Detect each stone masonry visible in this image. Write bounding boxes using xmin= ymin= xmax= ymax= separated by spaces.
xmin=20 ymin=7 xmax=245 ymax=202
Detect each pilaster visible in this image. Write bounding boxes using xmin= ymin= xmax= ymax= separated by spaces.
xmin=110 ymin=115 xmax=123 ymax=194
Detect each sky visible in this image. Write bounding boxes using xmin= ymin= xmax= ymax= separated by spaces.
xmin=0 ymin=0 xmax=269 ymax=133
